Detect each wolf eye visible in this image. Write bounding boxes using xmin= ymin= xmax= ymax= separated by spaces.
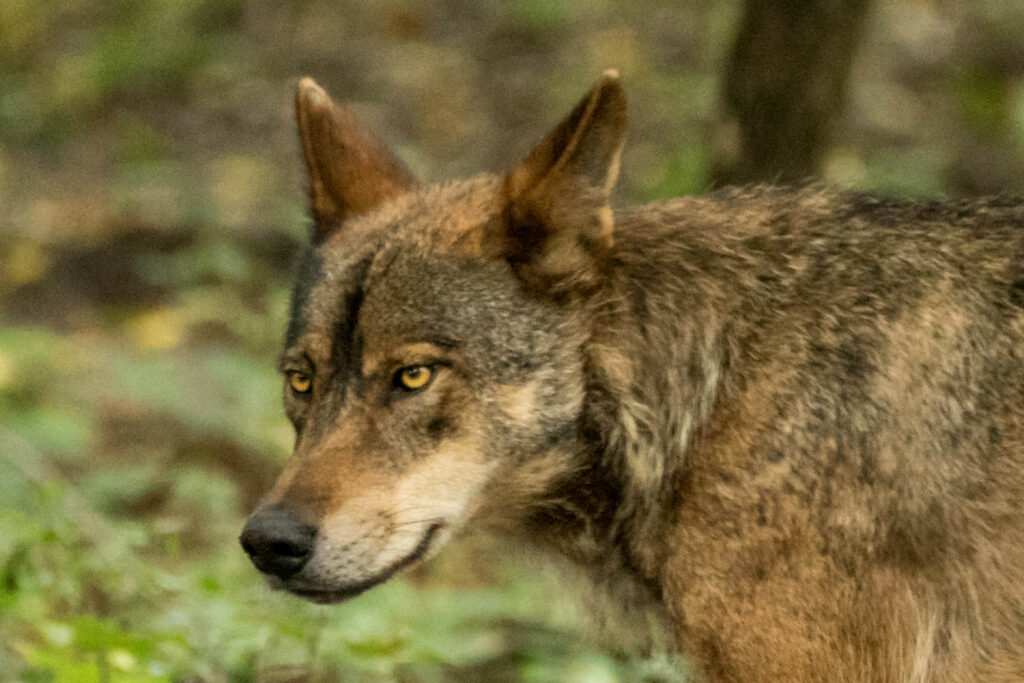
xmin=287 ymin=371 xmax=312 ymax=395
xmin=395 ymin=365 xmax=433 ymax=391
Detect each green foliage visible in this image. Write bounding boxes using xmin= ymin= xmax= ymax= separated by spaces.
xmin=859 ymin=147 xmax=949 ymax=198
xmin=955 ymin=66 xmax=1012 ymax=139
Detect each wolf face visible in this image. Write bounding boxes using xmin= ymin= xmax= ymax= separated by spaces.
xmin=240 ymin=74 xmax=625 ymax=603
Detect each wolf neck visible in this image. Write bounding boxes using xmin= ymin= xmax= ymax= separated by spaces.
xmin=534 ymin=202 xmax=754 ymax=586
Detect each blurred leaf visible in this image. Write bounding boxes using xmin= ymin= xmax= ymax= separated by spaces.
xmin=955 ymin=66 xmax=1010 ymax=138
xmin=117 ymin=117 xmax=172 ymax=165
xmin=637 ymin=142 xmax=709 ymax=201
xmin=18 ymin=643 xmax=102 ymax=683
xmin=860 ymin=147 xmax=948 ymax=198
xmin=124 ymin=308 xmax=186 ymax=350
xmin=3 ymin=240 xmax=52 ymax=286
xmin=72 ymin=614 xmax=156 ymax=657
xmin=5 ymin=407 xmax=94 ymax=457
xmin=78 ymin=464 xmax=165 ymax=514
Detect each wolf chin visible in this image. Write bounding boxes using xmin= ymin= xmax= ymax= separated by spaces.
xmin=240 ymin=71 xmax=1024 ymax=682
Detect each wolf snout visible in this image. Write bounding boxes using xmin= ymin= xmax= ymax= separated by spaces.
xmin=239 ymin=505 xmax=317 ymax=580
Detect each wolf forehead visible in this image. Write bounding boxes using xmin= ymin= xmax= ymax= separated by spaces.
xmin=283 ymin=177 xmax=566 ymax=380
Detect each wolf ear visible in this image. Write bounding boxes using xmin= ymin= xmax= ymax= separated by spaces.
xmin=497 ymin=70 xmax=626 ymax=292
xmin=295 ymin=78 xmax=416 ymax=243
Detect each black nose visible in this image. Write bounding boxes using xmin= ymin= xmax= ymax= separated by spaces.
xmin=239 ymin=506 xmax=317 ymax=580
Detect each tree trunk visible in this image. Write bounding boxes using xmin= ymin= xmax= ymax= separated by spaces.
xmin=712 ymin=0 xmax=874 ymax=187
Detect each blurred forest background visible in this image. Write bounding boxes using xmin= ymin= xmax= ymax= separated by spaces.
xmin=2 ymin=0 xmax=1024 ymax=681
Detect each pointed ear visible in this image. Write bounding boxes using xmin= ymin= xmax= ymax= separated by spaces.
xmin=295 ymin=78 xmax=416 ymax=243
xmin=497 ymin=70 xmax=626 ymax=292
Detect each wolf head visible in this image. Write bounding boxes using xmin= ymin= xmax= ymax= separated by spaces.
xmin=240 ymin=72 xmax=626 ymax=603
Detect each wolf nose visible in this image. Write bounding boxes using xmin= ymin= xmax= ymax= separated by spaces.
xmin=239 ymin=506 xmax=317 ymax=580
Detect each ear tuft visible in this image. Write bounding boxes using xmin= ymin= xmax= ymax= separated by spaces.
xmin=498 ymin=72 xmax=627 ymax=293
xmin=297 ymin=77 xmax=330 ymax=110
xmin=295 ymin=78 xmax=416 ymax=243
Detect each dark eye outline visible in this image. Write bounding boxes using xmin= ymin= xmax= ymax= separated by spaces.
xmin=286 ymin=370 xmax=313 ymax=396
xmin=392 ymin=365 xmax=436 ymax=393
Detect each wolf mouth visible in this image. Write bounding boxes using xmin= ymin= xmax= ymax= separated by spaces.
xmin=286 ymin=522 xmax=445 ymax=604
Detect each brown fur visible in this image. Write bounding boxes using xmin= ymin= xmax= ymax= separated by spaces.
xmin=241 ymin=73 xmax=1024 ymax=681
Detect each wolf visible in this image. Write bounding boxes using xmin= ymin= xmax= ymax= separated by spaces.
xmin=240 ymin=71 xmax=1024 ymax=682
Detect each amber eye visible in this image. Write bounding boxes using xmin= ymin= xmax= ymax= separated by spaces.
xmin=395 ymin=365 xmax=433 ymax=391
xmin=287 ymin=371 xmax=312 ymax=395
